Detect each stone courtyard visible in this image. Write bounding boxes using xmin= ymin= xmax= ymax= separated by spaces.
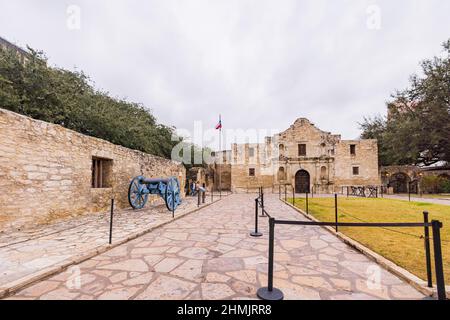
xmin=3 ymin=194 xmax=426 ymax=300
xmin=0 ymin=195 xmax=218 ymax=295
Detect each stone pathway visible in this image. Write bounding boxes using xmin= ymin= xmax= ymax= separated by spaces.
xmin=0 ymin=195 xmax=220 ymax=292
xmin=5 ymin=194 xmax=426 ymax=300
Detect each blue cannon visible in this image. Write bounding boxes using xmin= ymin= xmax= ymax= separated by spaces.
xmin=128 ymin=176 xmax=182 ymax=211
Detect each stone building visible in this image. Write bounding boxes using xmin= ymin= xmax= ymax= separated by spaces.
xmin=186 ymin=167 xmax=213 ymax=193
xmin=210 ymin=151 xmax=232 ymax=191
xmin=381 ymin=164 xmax=450 ymax=194
xmin=213 ymin=118 xmax=380 ymax=193
xmin=0 ymin=108 xmax=185 ymax=232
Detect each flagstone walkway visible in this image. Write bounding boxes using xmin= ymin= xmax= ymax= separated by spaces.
xmin=0 ymin=195 xmax=218 ymax=292
xmin=5 ymin=194 xmax=426 ymax=300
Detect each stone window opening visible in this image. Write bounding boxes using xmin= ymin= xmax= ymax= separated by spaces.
xmin=298 ymin=144 xmax=306 ymax=156
xmin=92 ymin=157 xmax=113 ymax=188
xmin=249 ymin=147 xmax=255 ymax=158
xmin=352 ymin=166 xmax=360 ymax=176
xmin=279 ymin=144 xmax=285 ymax=157
xmin=320 ymin=166 xmax=327 ymax=180
xmin=249 ymin=168 xmax=256 ymax=177
xmin=350 ymin=144 xmax=356 ymax=156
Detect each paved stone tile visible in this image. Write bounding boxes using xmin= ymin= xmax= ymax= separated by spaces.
xmin=0 ymin=196 xmax=211 ymax=288
xmin=135 ymin=275 xmax=197 ymax=300
xmin=99 ymin=259 xmax=149 ymax=272
xmin=201 ymin=283 xmax=235 ymax=300
xmin=5 ymin=194 xmax=426 ymax=300
xmin=154 ymin=258 xmax=184 ymax=273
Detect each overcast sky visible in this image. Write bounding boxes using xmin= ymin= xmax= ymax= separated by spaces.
xmin=1 ymin=0 xmax=449 ymax=149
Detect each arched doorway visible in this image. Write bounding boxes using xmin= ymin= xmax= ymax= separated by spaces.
xmin=295 ymin=170 xmax=310 ymax=193
xmin=389 ymin=172 xmax=410 ymax=193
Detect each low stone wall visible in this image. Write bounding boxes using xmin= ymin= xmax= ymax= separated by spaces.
xmin=0 ymin=108 xmax=185 ymax=232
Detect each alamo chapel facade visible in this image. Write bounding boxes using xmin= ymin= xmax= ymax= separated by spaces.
xmin=212 ymin=118 xmax=380 ymax=193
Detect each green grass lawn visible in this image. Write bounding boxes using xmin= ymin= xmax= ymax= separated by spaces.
xmin=288 ymin=197 xmax=450 ymax=284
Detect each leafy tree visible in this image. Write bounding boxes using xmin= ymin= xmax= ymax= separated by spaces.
xmin=360 ymin=39 xmax=450 ymax=166
xmin=0 ymin=46 xmax=178 ymax=159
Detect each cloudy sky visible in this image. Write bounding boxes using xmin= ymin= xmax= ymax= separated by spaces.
xmin=1 ymin=0 xmax=449 ymax=149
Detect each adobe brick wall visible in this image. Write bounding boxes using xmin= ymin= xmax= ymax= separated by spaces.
xmin=0 ymin=108 xmax=185 ymax=232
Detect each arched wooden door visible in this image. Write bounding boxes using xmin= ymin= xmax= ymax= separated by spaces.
xmin=295 ymin=170 xmax=310 ymax=193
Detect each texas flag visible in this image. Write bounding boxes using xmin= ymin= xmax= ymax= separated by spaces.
xmin=215 ymin=115 xmax=222 ymax=130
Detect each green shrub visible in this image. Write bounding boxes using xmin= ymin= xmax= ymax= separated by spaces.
xmin=441 ymin=179 xmax=450 ymax=193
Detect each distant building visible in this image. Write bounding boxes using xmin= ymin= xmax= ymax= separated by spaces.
xmin=0 ymin=36 xmax=29 ymax=62
xmin=387 ymin=100 xmax=419 ymax=120
xmin=211 ymin=118 xmax=380 ymax=193
xmin=381 ymin=164 xmax=450 ymax=194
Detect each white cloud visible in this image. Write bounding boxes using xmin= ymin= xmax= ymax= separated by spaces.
xmin=1 ymin=0 xmax=449 ymax=149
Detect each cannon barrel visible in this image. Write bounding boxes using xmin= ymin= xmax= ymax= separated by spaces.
xmin=140 ymin=178 xmax=170 ymax=185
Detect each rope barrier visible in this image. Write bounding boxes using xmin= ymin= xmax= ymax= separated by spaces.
xmin=288 ymin=197 xmax=450 ymax=243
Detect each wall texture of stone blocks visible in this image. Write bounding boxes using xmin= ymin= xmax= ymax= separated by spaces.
xmin=213 ymin=118 xmax=380 ymax=193
xmin=0 ymin=108 xmax=185 ymax=232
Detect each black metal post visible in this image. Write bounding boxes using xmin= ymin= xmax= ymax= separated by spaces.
xmin=251 ymin=198 xmax=263 ymax=237
xmin=335 ymin=193 xmax=338 ymax=232
xmin=306 ymin=192 xmax=309 ymax=215
xmin=347 ymin=186 xmax=349 ymax=198
xmin=172 ymin=190 xmax=175 ymax=218
xmin=431 ymin=220 xmax=446 ymax=300
xmin=109 ymin=199 xmax=114 ymax=245
xmin=284 ymin=185 xmax=287 ymax=202
xmin=423 ymin=211 xmax=433 ymax=288
xmin=260 ymin=189 xmax=265 ymax=217
xmin=268 ymin=219 xmax=274 ymax=291
xmin=381 ymin=186 xmax=383 ymax=198
xmin=279 ymin=184 xmax=281 ymax=199
xmin=408 ymin=182 xmax=411 ymax=202
xmin=292 ymin=187 xmax=295 ymax=205
xmin=198 ymin=191 xmax=201 ymax=207
xmin=256 ymin=218 xmax=283 ymax=300
xmin=202 ymin=190 xmax=206 ymax=204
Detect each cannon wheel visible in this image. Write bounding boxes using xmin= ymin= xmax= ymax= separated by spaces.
xmin=128 ymin=176 xmax=149 ymax=210
xmin=165 ymin=177 xmax=181 ymax=211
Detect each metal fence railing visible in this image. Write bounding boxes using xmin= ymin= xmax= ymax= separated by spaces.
xmin=251 ymin=188 xmax=447 ymax=301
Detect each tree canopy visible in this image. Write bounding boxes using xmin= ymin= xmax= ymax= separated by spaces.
xmin=0 ymin=47 xmax=177 ymax=159
xmin=360 ymin=39 xmax=450 ymax=167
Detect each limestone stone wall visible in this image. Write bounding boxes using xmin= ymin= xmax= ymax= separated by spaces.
xmin=212 ymin=118 xmax=380 ymax=193
xmin=334 ymin=139 xmax=380 ymax=188
xmin=0 ymin=108 xmax=185 ymax=232
xmin=213 ymin=164 xmax=232 ymax=191
xmin=209 ymin=150 xmax=232 ymax=191
xmin=229 ymin=143 xmax=274 ymax=192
